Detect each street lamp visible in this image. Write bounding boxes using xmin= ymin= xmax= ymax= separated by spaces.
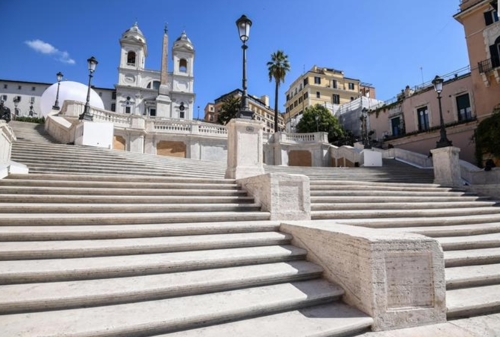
xmin=236 ymin=14 xmax=253 ymax=119
xmin=79 ymin=56 xmax=98 ymax=121
xmin=432 ymin=75 xmax=452 ymax=148
xmin=52 ymin=72 xmax=63 ymax=110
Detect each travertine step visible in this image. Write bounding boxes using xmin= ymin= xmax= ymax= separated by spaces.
xmin=163 ymin=302 xmax=373 ymax=337
xmin=0 ymin=279 xmax=342 ymax=337
xmin=311 ymin=184 xmax=460 ymax=192
xmin=446 ymin=264 xmax=500 ymax=289
xmin=311 ymin=190 xmax=474 ymax=197
xmin=0 ymin=245 xmax=306 ymax=284
xmin=311 ymin=195 xmax=487 ymax=203
xmin=0 ymin=211 xmax=271 ymax=226
xmin=445 ymin=247 xmax=500 ymax=267
xmin=0 ymin=194 xmax=254 ymax=204
xmin=309 ymin=180 xmax=439 ymax=188
xmin=447 ymin=284 xmax=500 ymax=318
xmin=0 ymin=186 xmax=247 ymax=196
xmin=312 ymin=201 xmax=497 ymax=211
xmin=313 ymin=207 xmax=500 ymax=219
xmin=0 ymin=221 xmax=281 ymax=241
xmin=383 ymin=223 xmax=500 ymax=237
xmin=0 ymin=261 xmax=322 ymax=314
xmin=0 ymin=202 xmax=261 ymax=214
xmin=337 ymin=214 xmax=500 ymax=228
xmin=438 ymin=233 xmax=500 ymax=251
xmin=0 ymin=232 xmax=291 ymax=260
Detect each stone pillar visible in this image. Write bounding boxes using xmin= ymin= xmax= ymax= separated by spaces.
xmin=237 ymin=173 xmax=310 ymax=220
xmin=431 ymin=146 xmax=461 ymax=187
xmin=280 ymin=222 xmax=446 ymax=331
xmin=225 ymin=118 xmax=265 ymax=179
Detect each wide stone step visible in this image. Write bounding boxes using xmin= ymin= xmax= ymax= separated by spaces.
xmin=0 ymin=194 xmax=254 ymax=204
xmin=0 ymin=211 xmax=271 ymax=226
xmin=311 ymin=195 xmax=488 ymax=203
xmin=0 ymin=232 xmax=291 ymax=260
xmin=335 ymin=214 xmax=500 ymax=228
xmin=447 ymin=284 xmax=500 ymax=319
xmin=0 ymin=279 xmax=342 ymax=337
xmin=0 ymin=202 xmax=261 ymax=214
xmin=0 ymin=221 xmax=281 ymax=241
xmin=445 ymin=247 xmax=500 ymax=267
xmin=312 ymin=201 xmax=497 ymax=211
xmin=0 ymin=261 xmax=322 ymax=314
xmin=0 ymin=179 xmax=240 ymax=190
xmin=310 ymin=184 xmax=457 ymax=192
xmin=7 ymin=173 xmax=234 ymax=184
xmin=163 ymin=302 xmax=373 ymax=337
xmin=309 ymin=180 xmax=438 ymax=188
xmin=0 ymin=186 xmax=247 ymax=196
xmin=446 ymin=264 xmax=500 ymax=289
xmin=438 ymin=233 xmax=500 ymax=251
xmin=386 ymin=223 xmax=500 ymax=237
xmin=313 ymin=207 xmax=500 ymax=220
xmin=311 ymin=190 xmax=473 ymax=197
xmin=0 ymin=245 xmax=306 ymax=284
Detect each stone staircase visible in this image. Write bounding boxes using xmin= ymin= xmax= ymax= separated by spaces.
xmin=0 ymin=121 xmax=374 ymax=336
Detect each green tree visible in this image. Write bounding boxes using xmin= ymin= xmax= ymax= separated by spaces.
xmin=267 ymin=50 xmax=290 ymax=132
xmin=295 ymin=104 xmax=344 ymax=143
xmin=217 ymin=95 xmax=240 ymax=125
xmin=475 ymin=108 xmax=500 ymax=167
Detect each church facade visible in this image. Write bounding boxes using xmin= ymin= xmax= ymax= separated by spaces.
xmin=115 ymin=23 xmax=196 ymax=120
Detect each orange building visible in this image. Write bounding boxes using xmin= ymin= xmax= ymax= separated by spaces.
xmin=454 ymin=0 xmax=500 ymax=121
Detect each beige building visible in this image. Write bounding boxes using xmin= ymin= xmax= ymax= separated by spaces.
xmin=454 ymin=0 xmax=500 ymax=122
xmin=204 ymin=89 xmax=285 ymax=133
xmin=284 ymin=65 xmax=376 ymax=128
xmin=369 ymin=70 xmax=476 ymax=163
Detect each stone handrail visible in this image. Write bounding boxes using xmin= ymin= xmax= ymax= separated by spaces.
xmin=279 ymin=132 xmax=328 ymax=144
xmin=44 ymin=115 xmax=77 ymax=144
xmin=372 ymin=147 xmax=433 ymax=168
xmin=329 ymin=144 xmax=362 ymax=165
xmin=0 ymin=120 xmax=16 ymax=165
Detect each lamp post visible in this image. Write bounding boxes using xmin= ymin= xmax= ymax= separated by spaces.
xmin=52 ymin=72 xmax=63 ymax=110
xmin=432 ymin=75 xmax=452 ymax=148
xmin=79 ymin=56 xmax=98 ymax=121
xmin=236 ymin=15 xmax=253 ymax=119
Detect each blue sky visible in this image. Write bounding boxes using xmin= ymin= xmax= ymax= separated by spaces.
xmin=1 ymin=0 xmax=469 ymax=119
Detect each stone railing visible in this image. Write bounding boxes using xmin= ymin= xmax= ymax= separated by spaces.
xmin=278 ymin=132 xmax=328 ymax=144
xmin=45 ymin=115 xmax=77 ymax=144
xmin=0 ymin=120 xmax=16 ymax=165
xmin=373 ymin=147 xmax=433 ymax=168
xmin=330 ymin=144 xmax=362 ymax=166
xmin=59 ymin=101 xmax=228 ymax=138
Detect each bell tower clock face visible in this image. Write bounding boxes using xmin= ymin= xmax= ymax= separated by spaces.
xmin=125 ymin=74 xmax=135 ymax=84
xmin=175 ymin=80 xmax=188 ymax=91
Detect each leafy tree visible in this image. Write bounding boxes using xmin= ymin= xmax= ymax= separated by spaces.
xmin=475 ymin=108 xmax=500 ymax=167
xmin=217 ymin=95 xmax=240 ymax=125
xmin=267 ymin=50 xmax=290 ymax=132
xmin=296 ymin=104 xmax=344 ymax=143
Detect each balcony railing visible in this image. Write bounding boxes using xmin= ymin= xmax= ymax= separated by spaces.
xmin=479 ymin=56 xmax=500 ymax=74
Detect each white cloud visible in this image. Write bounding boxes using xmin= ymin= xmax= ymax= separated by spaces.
xmin=25 ymin=39 xmax=75 ymax=65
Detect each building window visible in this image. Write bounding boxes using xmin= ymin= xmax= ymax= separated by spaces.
xmin=303 ymin=92 xmax=308 ymax=99
xmin=314 ymin=77 xmax=321 ymax=84
xmin=30 ymin=96 xmax=35 ymax=104
xmin=147 ymin=81 xmax=161 ymax=90
xmin=316 ymin=91 xmax=320 ymax=98
xmin=18 ymin=85 xmax=22 ymax=90
xmin=332 ymin=80 xmax=337 ymax=89
xmin=286 ymin=94 xmax=290 ymax=101
xmin=303 ymin=78 xmax=308 ymax=86
xmin=489 ymin=36 xmax=500 ymax=69
xmin=111 ymin=103 xmax=116 ymax=112
xmin=179 ymin=59 xmax=188 ymax=72
xmin=332 ymin=94 xmax=340 ymax=104
xmin=484 ymin=9 xmax=499 ymax=26
xmin=391 ymin=116 xmax=402 ymax=136
xmin=3 ymin=84 xmax=7 ymax=89
xmin=99 ymin=92 xmax=102 ymax=97
xmin=127 ymin=51 xmax=136 ymax=65
xmin=125 ymin=106 xmax=131 ymax=114
xmin=456 ymin=93 xmax=472 ymax=121
xmin=112 ymin=91 xmax=117 ymax=99
xmin=299 ymin=97 xmax=303 ymax=103
xmin=417 ymin=106 xmax=429 ymax=131
xmin=294 ymin=100 xmax=298 ymax=107
xmin=348 ymin=83 xmax=355 ymax=90
xmin=150 ymin=108 xmax=156 ymax=117
xmin=1 ymin=95 xmax=7 ymax=101
xmin=31 ymin=87 xmax=36 ymax=91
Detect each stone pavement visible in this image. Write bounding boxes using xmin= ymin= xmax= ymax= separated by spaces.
xmin=361 ymin=314 xmax=500 ymax=337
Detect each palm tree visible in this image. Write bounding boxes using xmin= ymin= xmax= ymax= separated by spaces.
xmin=267 ymin=50 xmax=290 ymax=132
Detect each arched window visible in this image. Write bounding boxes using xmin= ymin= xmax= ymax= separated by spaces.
xmin=146 ymin=81 xmax=161 ymax=90
xmin=179 ymin=59 xmax=187 ymax=72
xmin=491 ymin=36 xmax=500 ymax=68
xmin=127 ymin=51 xmax=136 ymax=65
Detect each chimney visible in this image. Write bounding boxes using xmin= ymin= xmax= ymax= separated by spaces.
xmin=260 ymin=95 xmax=270 ymax=106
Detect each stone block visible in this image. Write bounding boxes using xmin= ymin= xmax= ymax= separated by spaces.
xmin=237 ymin=173 xmax=310 ymax=221
xmin=75 ymin=122 xmax=114 ymax=149
xmin=431 ymin=146 xmax=461 ymax=187
xmin=280 ymin=222 xmax=446 ymax=331
xmin=362 ymin=149 xmax=383 ymax=167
